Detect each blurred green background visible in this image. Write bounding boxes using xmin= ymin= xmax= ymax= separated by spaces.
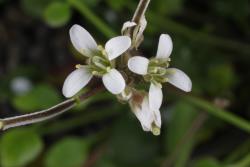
xmin=0 ymin=0 xmax=250 ymax=167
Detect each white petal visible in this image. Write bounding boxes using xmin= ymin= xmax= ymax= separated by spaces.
xmin=128 ymin=56 xmax=149 ymax=75
xmin=153 ymin=110 xmax=162 ymax=128
xmin=133 ymin=96 xmax=154 ymax=131
xmin=156 ymin=34 xmax=173 ymax=59
xmin=149 ymin=83 xmax=163 ymax=111
xmin=133 ymin=107 xmax=151 ymax=132
xmin=166 ymin=68 xmax=192 ymax=92
xmin=102 ymin=69 xmax=125 ymax=94
xmin=70 ymin=24 xmax=97 ymax=57
xmin=134 ymin=16 xmax=147 ymax=49
xmin=62 ymin=66 xmax=93 ymax=98
xmin=105 ymin=36 xmax=131 ymax=60
xmin=121 ymin=21 xmax=136 ymax=34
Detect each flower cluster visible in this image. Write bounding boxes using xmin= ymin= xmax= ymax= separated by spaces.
xmin=63 ymin=24 xmax=192 ymax=135
xmin=63 ymin=25 xmax=131 ymax=97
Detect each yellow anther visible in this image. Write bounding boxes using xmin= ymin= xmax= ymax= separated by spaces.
xmin=75 ymin=64 xmax=82 ymax=69
xmin=106 ymin=67 xmax=111 ymax=73
xmin=0 ymin=121 xmax=4 ymax=131
xmin=102 ymin=50 xmax=107 ymax=56
xmin=92 ymin=71 xmax=98 ymax=75
xmin=97 ymin=45 xmax=104 ymax=50
xmin=152 ymin=126 xmax=161 ymax=136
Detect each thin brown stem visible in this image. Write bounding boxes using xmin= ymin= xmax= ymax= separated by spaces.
xmin=131 ymin=0 xmax=150 ymax=24
xmin=127 ymin=0 xmax=150 ymax=40
xmin=0 ymin=85 xmax=104 ymax=131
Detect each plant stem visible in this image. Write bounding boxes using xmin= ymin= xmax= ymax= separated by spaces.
xmin=68 ymin=0 xmax=116 ymax=38
xmin=131 ymin=0 xmax=150 ymax=24
xmin=0 ymin=85 xmax=104 ymax=131
xmin=184 ymin=95 xmax=250 ymax=133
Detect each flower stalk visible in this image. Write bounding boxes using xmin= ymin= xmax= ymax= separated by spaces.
xmin=131 ymin=0 xmax=150 ymax=24
xmin=0 ymin=86 xmax=104 ymax=131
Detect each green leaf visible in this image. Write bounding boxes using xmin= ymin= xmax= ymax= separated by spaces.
xmin=0 ymin=129 xmax=43 ymax=167
xmin=45 ymin=137 xmax=88 ymax=167
xmin=44 ymin=2 xmax=72 ymax=27
xmin=12 ymin=84 xmax=61 ymax=113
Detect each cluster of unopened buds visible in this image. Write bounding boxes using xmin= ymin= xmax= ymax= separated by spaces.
xmin=62 ymin=21 xmax=192 ymax=135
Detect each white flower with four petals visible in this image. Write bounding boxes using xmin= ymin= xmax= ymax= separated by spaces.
xmin=62 ymin=24 xmax=131 ymax=98
xmin=129 ymin=92 xmax=161 ymax=135
xmin=128 ymin=34 xmax=192 ymax=111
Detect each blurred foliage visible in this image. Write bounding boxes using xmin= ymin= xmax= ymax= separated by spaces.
xmin=164 ymin=102 xmax=198 ymax=167
xmin=21 ymin=0 xmax=51 ymax=18
xmin=152 ymin=0 xmax=184 ymax=15
xmin=12 ymin=84 xmax=62 ymax=113
xmin=0 ymin=129 xmax=43 ymax=167
xmin=193 ymin=158 xmax=223 ymax=167
xmin=0 ymin=0 xmax=250 ymax=167
xmin=44 ymin=2 xmax=72 ymax=27
xmin=45 ymin=137 xmax=88 ymax=167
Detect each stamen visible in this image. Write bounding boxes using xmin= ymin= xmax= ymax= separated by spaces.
xmin=75 ymin=64 xmax=83 ymax=69
xmin=148 ymin=67 xmax=158 ymax=74
xmin=0 ymin=121 xmax=3 ymax=130
xmin=151 ymin=124 xmax=161 ymax=136
xmin=92 ymin=71 xmax=98 ymax=75
xmin=101 ymin=50 xmax=107 ymax=57
xmin=97 ymin=45 xmax=104 ymax=51
xmin=106 ymin=67 xmax=111 ymax=73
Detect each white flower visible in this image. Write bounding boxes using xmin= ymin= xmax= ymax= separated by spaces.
xmin=129 ymin=92 xmax=161 ymax=136
xmin=128 ymin=34 xmax=192 ymax=111
xmin=62 ymin=24 xmax=131 ymax=98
